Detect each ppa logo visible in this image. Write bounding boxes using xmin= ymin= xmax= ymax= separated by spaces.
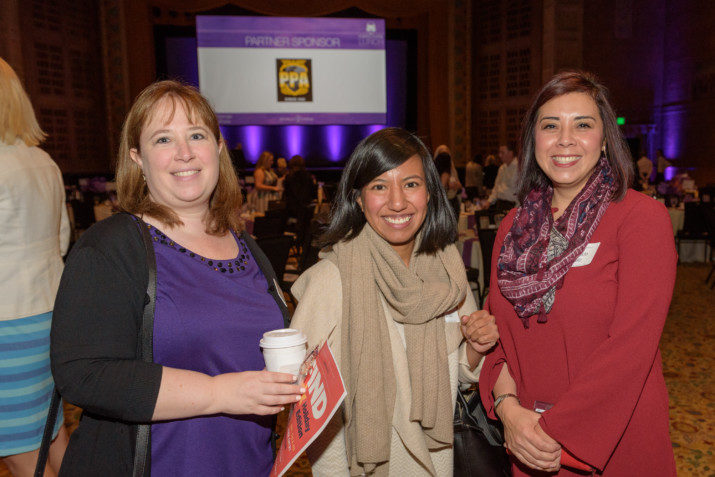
xmin=276 ymin=59 xmax=313 ymax=102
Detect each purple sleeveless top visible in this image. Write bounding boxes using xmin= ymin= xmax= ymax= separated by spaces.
xmin=147 ymin=224 xmax=284 ymax=476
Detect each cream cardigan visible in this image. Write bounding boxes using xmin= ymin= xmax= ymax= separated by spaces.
xmin=291 ymin=258 xmax=482 ymax=476
xmin=0 ymin=140 xmax=70 ymax=320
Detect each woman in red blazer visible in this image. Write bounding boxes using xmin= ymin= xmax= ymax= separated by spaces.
xmin=475 ymin=71 xmax=677 ymax=476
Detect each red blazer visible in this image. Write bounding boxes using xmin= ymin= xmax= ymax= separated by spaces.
xmin=480 ymin=190 xmax=677 ymax=476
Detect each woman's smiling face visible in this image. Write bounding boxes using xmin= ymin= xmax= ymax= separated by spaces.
xmin=357 ymin=154 xmax=430 ymax=264
xmin=534 ymin=92 xmax=605 ymax=201
xmin=130 ymin=97 xmax=222 ymax=216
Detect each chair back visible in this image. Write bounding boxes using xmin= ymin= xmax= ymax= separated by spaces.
xmin=473 ymin=209 xmax=507 ymax=296
xmin=475 ymin=226 xmax=498 ymax=294
xmin=702 ymin=204 xmax=715 ymax=246
xmin=255 ymin=235 xmax=293 ymax=280
xmin=681 ymin=202 xmax=709 ymax=237
xmin=474 ymin=209 xmax=507 ymax=231
xmin=253 ymin=214 xmax=287 ymax=239
xmin=322 ymin=183 xmax=338 ymax=203
xmin=70 ymin=199 xmax=96 ymax=230
xmin=268 ymin=200 xmax=286 ymax=211
xmin=294 ymin=204 xmax=315 ymax=254
xmin=299 ymin=214 xmax=328 ymax=272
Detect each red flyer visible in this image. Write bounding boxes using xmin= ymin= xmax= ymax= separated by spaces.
xmin=270 ymin=341 xmax=347 ymax=477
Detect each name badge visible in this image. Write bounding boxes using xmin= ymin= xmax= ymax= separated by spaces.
xmin=572 ymin=242 xmax=600 ymax=267
xmin=444 ymin=310 xmax=460 ymax=323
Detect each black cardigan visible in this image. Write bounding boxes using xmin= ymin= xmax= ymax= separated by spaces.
xmin=51 ymin=214 xmax=289 ymax=476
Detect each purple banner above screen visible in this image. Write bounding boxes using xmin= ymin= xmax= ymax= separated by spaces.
xmin=217 ymin=113 xmax=387 ymax=126
xmin=196 ymin=16 xmax=385 ymax=49
xmin=196 ymin=16 xmax=387 ymax=126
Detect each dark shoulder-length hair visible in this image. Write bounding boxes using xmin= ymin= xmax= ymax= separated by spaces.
xmin=517 ymin=70 xmax=634 ymax=203
xmin=320 ymin=127 xmax=456 ymax=255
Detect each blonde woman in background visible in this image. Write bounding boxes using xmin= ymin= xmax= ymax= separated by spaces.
xmin=252 ymin=151 xmax=282 ymax=213
xmin=0 ymin=57 xmax=70 ymax=476
xmin=275 ymin=157 xmax=289 ymax=179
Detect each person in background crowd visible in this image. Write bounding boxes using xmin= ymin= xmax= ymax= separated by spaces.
xmin=275 ymin=157 xmax=289 ymax=179
xmin=283 ymin=154 xmax=317 ymax=244
xmin=483 ymin=153 xmax=500 ymax=191
xmin=50 ymin=80 xmax=302 ymax=476
xmin=230 ymin=142 xmax=248 ymax=179
xmin=465 ymin=153 xmax=484 ymax=201
xmin=486 ymin=142 xmax=519 ymax=210
xmin=434 ymin=143 xmax=460 ymax=190
xmin=655 ymin=149 xmax=671 ymax=185
xmin=0 ymin=55 xmax=70 ymax=477
xmin=291 ymin=128 xmax=498 ymax=476
xmin=434 ymin=143 xmax=451 ymax=158
xmin=435 ymin=151 xmax=462 ymax=219
xmin=480 ymin=70 xmax=677 ymax=476
xmin=252 ymin=151 xmax=282 ymax=213
xmin=636 ymin=152 xmax=653 ymax=188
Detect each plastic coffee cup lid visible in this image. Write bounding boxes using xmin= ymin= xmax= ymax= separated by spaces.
xmin=260 ymin=328 xmax=307 ymax=349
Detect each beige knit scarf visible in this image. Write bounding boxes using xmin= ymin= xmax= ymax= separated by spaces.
xmin=323 ymin=224 xmax=467 ymax=475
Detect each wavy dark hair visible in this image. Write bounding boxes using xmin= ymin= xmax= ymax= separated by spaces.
xmin=320 ymin=127 xmax=456 ymax=254
xmin=517 ymin=70 xmax=634 ymax=203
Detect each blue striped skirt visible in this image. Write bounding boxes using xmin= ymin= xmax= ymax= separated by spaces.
xmin=0 ymin=312 xmax=63 ymax=456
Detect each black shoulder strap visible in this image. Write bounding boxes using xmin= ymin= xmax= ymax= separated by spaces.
xmin=242 ymin=232 xmax=291 ymax=328
xmin=132 ymin=215 xmax=157 ymax=477
xmin=34 ymin=213 xmax=157 ymax=477
xmin=33 ymin=388 xmax=60 ymax=477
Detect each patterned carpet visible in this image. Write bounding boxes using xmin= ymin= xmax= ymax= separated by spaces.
xmin=661 ymin=263 xmax=714 ymax=476
xmin=2 ymin=264 xmax=712 ymax=476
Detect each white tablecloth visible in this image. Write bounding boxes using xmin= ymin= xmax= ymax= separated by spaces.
xmin=456 ymin=230 xmax=484 ymax=293
xmin=667 ymin=207 xmax=710 ymax=262
xmin=667 ymin=207 xmax=684 ymax=234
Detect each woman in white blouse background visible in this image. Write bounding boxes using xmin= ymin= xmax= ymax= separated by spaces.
xmin=0 ymin=57 xmax=70 ymax=476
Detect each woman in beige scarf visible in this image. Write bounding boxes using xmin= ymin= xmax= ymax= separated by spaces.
xmin=290 ymin=128 xmax=498 ymax=476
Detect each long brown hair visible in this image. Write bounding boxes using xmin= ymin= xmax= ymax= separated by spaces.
xmin=517 ymin=70 xmax=634 ymax=203
xmin=116 ymin=80 xmax=242 ymax=234
xmin=255 ymin=151 xmax=274 ymax=170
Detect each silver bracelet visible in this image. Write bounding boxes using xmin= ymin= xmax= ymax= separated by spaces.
xmin=494 ymin=393 xmax=519 ymax=411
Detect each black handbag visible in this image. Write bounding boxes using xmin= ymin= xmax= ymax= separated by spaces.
xmin=453 ymin=385 xmax=512 ymax=477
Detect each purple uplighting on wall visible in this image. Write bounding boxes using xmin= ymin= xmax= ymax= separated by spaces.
xmin=242 ymin=126 xmax=264 ymax=163
xmin=324 ymin=125 xmax=345 ymax=162
xmin=664 ymin=167 xmax=677 ymax=181
xmin=284 ymin=126 xmax=304 ymax=158
xmin=366 ymin=124 xmax=386 ymax=136
xmin=661 ymin=109 xmax=684 ymax=164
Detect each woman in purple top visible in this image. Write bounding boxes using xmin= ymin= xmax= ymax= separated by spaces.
xmin=51 ymin=81 xmax=302 ymax=476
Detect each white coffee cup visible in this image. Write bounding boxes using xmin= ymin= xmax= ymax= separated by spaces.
xmin=260 ymin=328 xmax=308 ymax=376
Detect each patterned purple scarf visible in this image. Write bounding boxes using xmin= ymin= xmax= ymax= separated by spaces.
xmin=496 ymin=157 xmax=616 ymax=327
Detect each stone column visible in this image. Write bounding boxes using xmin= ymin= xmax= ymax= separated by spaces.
xmin=99 ymin=0 xmax=132 ymax=159
xmin=542 ymin=0 xmax=583 ymax=83
xmin=449 ymin=0 xmax=473 ymax=166
xmin=0 ymin=0 xmax=26 ymax=80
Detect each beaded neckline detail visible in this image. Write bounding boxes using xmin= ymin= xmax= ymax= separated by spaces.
xmin=147 ymin=224 xmax=250 ymax=274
